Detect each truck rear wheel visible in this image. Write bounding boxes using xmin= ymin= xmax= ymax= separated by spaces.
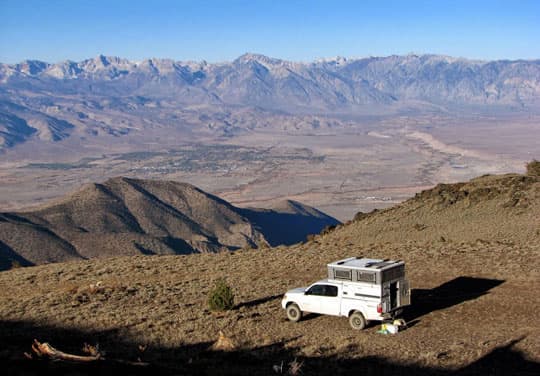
xmin=286 ymin=303 xmax=302 ymax=322
xmin=349 ymin=311 xmax=367 ymax=330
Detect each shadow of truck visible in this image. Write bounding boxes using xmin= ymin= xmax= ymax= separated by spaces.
xmin=404 ymin=276 xmax=505 ymax=322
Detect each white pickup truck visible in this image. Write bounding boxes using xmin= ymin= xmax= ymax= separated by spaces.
xmin=281 ymin=257 xmax=410 ymax=329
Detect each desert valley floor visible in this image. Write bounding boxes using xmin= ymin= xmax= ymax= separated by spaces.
xmin=1 ymin=112 xmax=538 ymax=221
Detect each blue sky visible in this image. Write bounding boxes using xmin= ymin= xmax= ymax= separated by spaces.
xmin=0 ymin=0 xmax=538 ymax=63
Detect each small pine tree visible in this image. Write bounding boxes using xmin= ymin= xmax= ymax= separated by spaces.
xmin=207 ymin=278 xmax=235 ymax=311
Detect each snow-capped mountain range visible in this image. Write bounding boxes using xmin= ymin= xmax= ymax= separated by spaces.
xmin=1 ymin=53 xmax=539 ymax=149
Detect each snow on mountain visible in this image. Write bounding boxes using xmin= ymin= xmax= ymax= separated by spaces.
xmin=0 ymin=53 xmax=539 ymax=149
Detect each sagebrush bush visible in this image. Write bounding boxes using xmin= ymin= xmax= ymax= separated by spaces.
xmin=526 ymin=160 xmax=540 ymax=176
xmin=207 ymin=278 xmax=235 ymax=311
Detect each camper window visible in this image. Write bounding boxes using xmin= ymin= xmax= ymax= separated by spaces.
xmin=357 ymin=271 xmax=376 ymax=283
xmin=382 ymin=265 xmax=405 ymax=282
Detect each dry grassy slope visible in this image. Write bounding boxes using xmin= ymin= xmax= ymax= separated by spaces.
xmin=0 ymin=177 xmax=338 ymax=268
xmin=332 ymin=173 xmax=540 ymax=246
xmin=0 ymin=214 xmax=82 ymax=266
xmin=0 ymin=241 xmax=538 ymax=374
xmin=0 ymin=172 xmax=538 ymax=374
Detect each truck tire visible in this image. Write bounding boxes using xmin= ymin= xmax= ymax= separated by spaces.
xmin=349 ymin=311 xmax=367 ymax=330
xmin=286 ymin=303 xmax=302 ymax=322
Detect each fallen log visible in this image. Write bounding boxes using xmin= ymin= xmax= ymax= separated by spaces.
xmin=27 ymin=339 xmax=149 ymax=366
xmin=30 ymin=339 xmax=101 ymax=362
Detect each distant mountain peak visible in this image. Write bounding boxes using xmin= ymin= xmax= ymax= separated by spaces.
xmin=16 ymin=60 xmax=49 ymax=75
xmin=315 ymin=56 xmax=348 ymax=65
xmin=96 ymin=54 xmax=110 ymax=66
xmin=234 ymin=53 xmax=284 ymax=66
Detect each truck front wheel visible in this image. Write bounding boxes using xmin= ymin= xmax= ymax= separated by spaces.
xmin=286 ymin=303 xmax=302 ymax=322
xmin=349 ymin=311 xmax=367 ymax=330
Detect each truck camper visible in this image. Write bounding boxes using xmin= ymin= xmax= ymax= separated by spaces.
xmin=281 ymin=257 xmax=411 ymax=329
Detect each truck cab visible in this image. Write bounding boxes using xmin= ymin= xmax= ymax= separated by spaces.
xmin=294 ymin=280 xmax=342 ymax=316
xmin=281 ymin=257 xmax=410 ymax=329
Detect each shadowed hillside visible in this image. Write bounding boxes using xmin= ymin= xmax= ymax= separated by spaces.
xmin=1 ymin=320 xmax=537 ymax=375
xmin=0 ymin=177 xmax=339 ymax=269
xmin=241 ymin=200 xmax=340 ymax=246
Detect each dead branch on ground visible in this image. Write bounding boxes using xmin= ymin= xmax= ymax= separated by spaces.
xmin=29 ymin=339 xmax=101 ymax=362
xmin=26 ymin=339 xmax=149 ymax=366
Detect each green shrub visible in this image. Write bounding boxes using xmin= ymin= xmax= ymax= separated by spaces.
xmin=207 ymin=278 xmax=235 ymax=311
xmin=526 ymin=160 xmax=540 ymax=176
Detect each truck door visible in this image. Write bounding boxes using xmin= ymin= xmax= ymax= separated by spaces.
xmin=390 ymin=282 xmax=398 ymax=310
xmin=304 ymin=284 xmax=340 ymax=316
xmin=318 ymin=284 xmax=340 ymax=316
xmin=302 ymin=284 xmax=322 ymax=313
xmin=399 ymin=279 xmax=411 ymax=306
